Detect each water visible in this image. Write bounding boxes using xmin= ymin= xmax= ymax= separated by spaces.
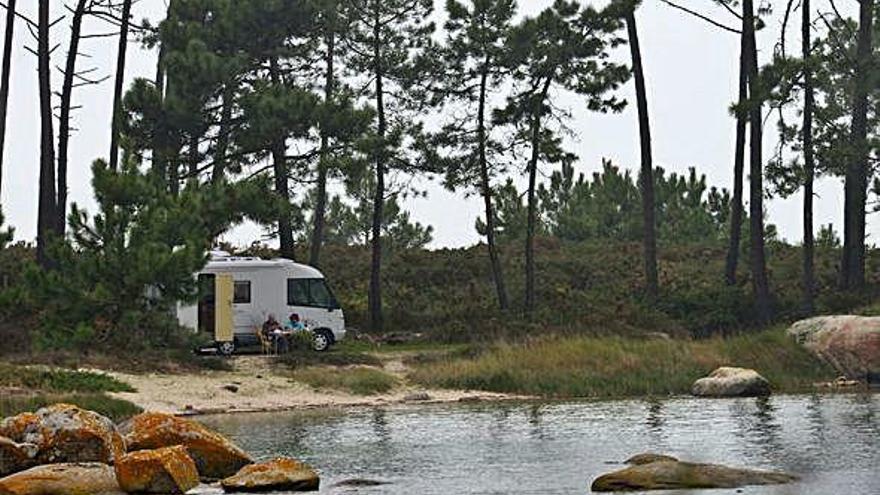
xmin=200 ymin=393 xmax=879 ymax=494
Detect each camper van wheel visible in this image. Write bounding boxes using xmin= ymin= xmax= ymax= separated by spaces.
xmin=312 ymin=330 xmax=333 ymax=352
xmin=217 ymin=341 xmax=236 ymax=356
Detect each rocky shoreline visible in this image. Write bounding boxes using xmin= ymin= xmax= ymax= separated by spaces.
xmin=0 ymin=403 xmax=320 ymax=494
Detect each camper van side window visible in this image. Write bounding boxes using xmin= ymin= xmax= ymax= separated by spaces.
xmin=287 ymin=279 xmax=309 ymax=306
xmin=233 ymin=281 xmax=251 ymax=304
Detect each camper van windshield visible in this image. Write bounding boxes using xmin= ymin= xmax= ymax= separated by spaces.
xmin=287 ymin=278 xmax=338 ymax=309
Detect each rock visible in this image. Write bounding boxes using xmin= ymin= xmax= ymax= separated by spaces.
xmin=788 ymin=315 xmax=880 ymax=381
xmin=591 ymin=460 xmax=797 ymax=492
xmin=403 ymin=392 xmax=431 ymax=402
xmin=222 ymin=384 xmax=239 ymax=393
xmin=625 ymin=453 xmax=678 ymax=465
xmin=0 ymin=462 xmax=125 ymax=495
xmin=692 ymin=367 xmax=771 ymax=397
xmin=115 ymin=446 xmax=199 ymax=494
xmin=221 ymin=457 xmax=319 ymax=492
xmin=0 ymin=413 xmax=45 ymax=447
xmin=0 ymin=437 xmax=38 ymax=477
xmin=123 ymin=412 xmax=252 ymax=480
xmin=33 ymin=403 xmax=125 ymax=465
xmin=332 ymin=478 xmax=390 ymax=487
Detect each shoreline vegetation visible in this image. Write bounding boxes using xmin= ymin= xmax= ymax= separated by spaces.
xmin=1 ymin=325 xmax=861 ymax=421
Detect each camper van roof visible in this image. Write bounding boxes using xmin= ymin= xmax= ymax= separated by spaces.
xmin=205 ymin=253 xmax=324 ymax=278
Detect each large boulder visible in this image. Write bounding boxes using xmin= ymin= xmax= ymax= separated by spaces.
xmin=115 ymin=446 xmax=199 ymax=494
xmin=788 ymin=315 xmax=880 ymax=381
xmin=692 ymin=367 xmax=771 ymax=397
xmin=221 ymin=458 xmax=319 ymax=493
xmin=123 ymin=412 xmax=252 ymax=480
xmin=0 ymin=437 xmax=38 ymax=477
xmin=0 ymin=462 xmax=125 ymax=495
xmin=591 ymin=460 xmax=797 ymax=492
xmin=33 ymin=404 xmax=125 ymax=465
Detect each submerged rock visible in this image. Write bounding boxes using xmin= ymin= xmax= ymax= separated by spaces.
xmin=788 ymin=315 xmax=880 ymax=381
xmin=33 ymin=404 xmax=125 ymax=465
xmin=591 ymin=460 xmax=797 ymax=492
xmin=221 ymin=457 xmax=319 ymax=492
xmin=115 ymin=446 xmax=199 ymax=494
xmin=692 ymin=367 xmax=770 ymax=397
xmin=0 ymin=437 xmax=38 ymax=477
xmin=624 ymin=453 xmax=678 ymax=465
xmin=123 ymin=412 xmax=252 ymax=480
xmin=0 ymin=462 xmax=124 ymax=495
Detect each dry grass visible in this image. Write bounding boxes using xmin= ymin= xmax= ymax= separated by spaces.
xmin=408 ymin=328 xmax=835 ymax=398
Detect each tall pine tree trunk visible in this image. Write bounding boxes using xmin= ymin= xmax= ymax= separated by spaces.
xmin=153 ymin=21 xmax=167 ymax=185
xmin=37 ymin=0 xmax=57 ymax=267
xmin=841 ymin=0 xmax=873 ymax=290
xmin=310 ymin=28 xmax=336 ymax=267
xmin=626 ymin=8 xmax=658 ymax=301
xmin=211 ymin=84 xmax=233 ymax=184
xmin=478 ymin=57 xmax=509 ymax=311
xmin=108 ymin=0 xmax=132 ymax=171
xmin=802 ymin=0 xmax=815 ymax=313
xmin=369 ymin=14 xmax=386 ymax=332
xmin=57 ymin=0 xmax=88 ymax=234
xmin=524 ymin=77 xmax=552 ymax=315
xmin=0 ymin=0 xmax=15 ymax=196
xmin=744 ymin=0 xmax=771 ymax=321
xmin=725 ymin=22 xmax=749 ymax=286
xmin=269 ymin=59 xmax=295 ymax=260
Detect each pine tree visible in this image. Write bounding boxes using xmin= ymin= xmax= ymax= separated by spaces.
xmin=108 ymin=0 xmax=132 ymax=171
xmin=498 ymin=0 xmax=628 ymax=314
xmin=431 ymin=0 xmax=517 ymax=311
xmin=345 ymin=0 xmax=436 ymax=331
xmin=619 ymin=0 xmax=657 ymax=301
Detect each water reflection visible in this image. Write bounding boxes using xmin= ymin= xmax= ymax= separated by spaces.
xmin=200 ymin=394 xmax=879 ymax=495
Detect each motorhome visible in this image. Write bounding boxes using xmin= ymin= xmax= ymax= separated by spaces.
xmin=177 ymin=251 xmax=346 ymax=354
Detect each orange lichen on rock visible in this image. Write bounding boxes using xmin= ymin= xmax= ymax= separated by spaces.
xmin=221 ymin=457 xmax=320 ymax=492
xmin=0 ymin=413 xmax=45 ymax=446
xmin=123 ymin=412 xmax=252 ymax=480
xmin=115 ymin=445 xmax=199 ymax=494
xmin=0 ymin=462 xmax=125 ymax=495
xmin=34 ymin=404 xmax=125 ymax=465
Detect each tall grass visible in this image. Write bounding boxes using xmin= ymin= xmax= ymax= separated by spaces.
xmin=290 ymin=367 xmax=399 ymax=395
xmin=408 ymin=328 xmax=834 ymax=398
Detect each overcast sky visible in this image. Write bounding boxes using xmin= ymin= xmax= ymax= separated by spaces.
xmin=0 ymin=1 xmax=858 ymax=249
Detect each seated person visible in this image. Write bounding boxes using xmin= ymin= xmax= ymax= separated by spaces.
xmin=284 ymin=313 xmax=305 ymax=332
xmin=262 ymin=314 xmax=282 ymax=339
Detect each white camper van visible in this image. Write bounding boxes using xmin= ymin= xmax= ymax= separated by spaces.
xmin=178 ymin=251 xmax=346 ymax=355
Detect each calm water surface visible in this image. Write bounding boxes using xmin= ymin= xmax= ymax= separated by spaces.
xmin=200 ymin=393 xmax=879 ymax=494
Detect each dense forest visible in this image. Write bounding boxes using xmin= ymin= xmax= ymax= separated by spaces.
xmin=0 ymin=0 xmax=877 ymax=352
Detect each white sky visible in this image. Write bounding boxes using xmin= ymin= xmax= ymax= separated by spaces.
xmin=0 ymin=0 xmax=856 ymax=249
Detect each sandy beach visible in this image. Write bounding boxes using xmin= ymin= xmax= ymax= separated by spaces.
xmin=105 ymin=355 xmax=522 ymax=415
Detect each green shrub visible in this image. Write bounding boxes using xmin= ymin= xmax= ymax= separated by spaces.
xmin=0 ymin=363 xmax=134 ymax=393
xmin=0 ymin=394 xmax=141 ymax=422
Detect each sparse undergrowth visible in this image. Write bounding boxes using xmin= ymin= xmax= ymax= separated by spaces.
xmin=273 ymin=349 xmax=382 ymax=369
xmin=407 ymin=328 xmax=835 ymax=398
xmin=0 ymin=362 xmax=141 ymax=422
xmin=289 ymin=367 xmax=399 ymax=395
